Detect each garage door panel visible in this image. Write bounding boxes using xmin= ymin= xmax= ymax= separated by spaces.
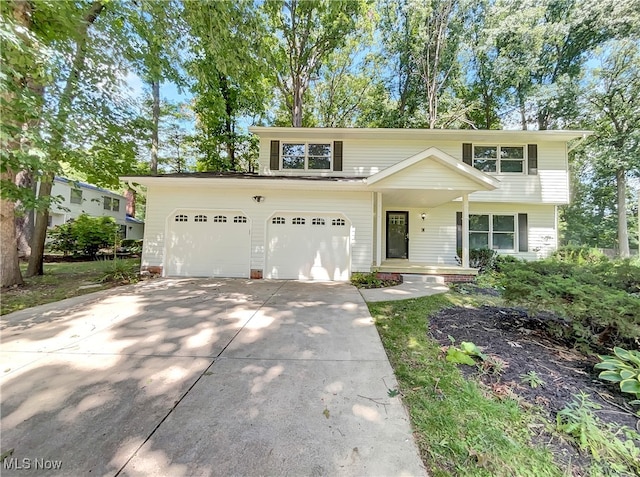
xmin=266 ymin=213 xmax=350 ymax=281
xmin=166 ymin=211 xmax=250 ymax=278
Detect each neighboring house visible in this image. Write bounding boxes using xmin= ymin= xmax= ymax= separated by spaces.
xmin=50 ymin=177 xmax=144 ymax=240
xmin=122 ymin=127 xmax=589 ymax=281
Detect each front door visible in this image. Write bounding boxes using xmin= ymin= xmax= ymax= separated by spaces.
xmin=386 ymin=211 xmax=408 ymax=259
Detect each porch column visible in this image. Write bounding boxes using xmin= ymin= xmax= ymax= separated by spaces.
xmin=375 ymin=192 xmax=382 ymax=267
xmin=462 ymin=193 xmax=469 ymax=268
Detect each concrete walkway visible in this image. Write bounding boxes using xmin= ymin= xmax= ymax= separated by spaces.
xmin=1 ymin=279 xmax=426 ymax=476
xmin=359 ymin=274 xmax=450 ymax=302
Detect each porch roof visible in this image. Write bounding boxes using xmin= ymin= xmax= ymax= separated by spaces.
xmin=366 ymin=147 xmax=500 ymax=207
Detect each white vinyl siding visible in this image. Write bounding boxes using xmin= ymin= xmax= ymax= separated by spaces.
xmin=258 ymin=138 xmax=569 ymax=204
xmin=382 ymin=202 xmax=558 ymax=266
xmin=141 ymin=186 xmax=373 ymax=276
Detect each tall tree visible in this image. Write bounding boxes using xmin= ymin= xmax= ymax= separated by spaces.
xmin=185 ymin=0 xmax=269 ymax=171
xmin=580 ymin=40 xmax=640 ymax=257
xmin=0 ymin=0 xmax=46 ymax=286
xmin=125 ymin=0 xmax=185 ymax=174
xmin=264 ymin=0 xmax=365 ymax=127
xmin=26 ymin=1 xmax=106 ymax=277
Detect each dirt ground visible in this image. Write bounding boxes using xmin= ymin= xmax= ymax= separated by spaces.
xmin=428 ymin=288 xmax=639 ymax=474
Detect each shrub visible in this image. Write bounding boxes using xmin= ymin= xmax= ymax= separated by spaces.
xmin=498 ymin=259 xmax=640 ymax=349
xmin=455 ymin=248 xmax=498 ymax=272
xmin=99 ymin=258 xmax=139 ymax=284
xmin=47 ymin=214 xmax=119 ymax=257
xmin=552 ymin=246 xmax=608 ymax=264
xmin=121 ymin=239 xmax=143 ymax=254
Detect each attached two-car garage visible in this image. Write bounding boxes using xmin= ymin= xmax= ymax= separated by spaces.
xmin=165 ymin=210 xmax=351 ymax=280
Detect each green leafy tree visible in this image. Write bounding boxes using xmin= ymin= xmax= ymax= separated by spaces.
xmin=576 ymin=40 xmax=640 ymax=257
xmin=185 ymin=0 xmax=269 ymax=170
xmin=264 ymin=0 xmax=366 ymax=127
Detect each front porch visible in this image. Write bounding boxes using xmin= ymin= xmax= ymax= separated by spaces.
xmin=376 ymin=260 xmax=478 ymax=282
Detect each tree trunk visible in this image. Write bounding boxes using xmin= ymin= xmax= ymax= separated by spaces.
xmin=15 ymin=170 xmax=36 ymax=257
xmin=1 ymin=168 xmax=24 ymax=287
xmin=151 ymin=78 xmax=160 ymax=174
xmin=292 ymin=76 xmax=304 ymax=127
xmin=616 ymin=167 xmax=630 ymax=258
xmin=26 ymin=0 xmax=105 ymax=277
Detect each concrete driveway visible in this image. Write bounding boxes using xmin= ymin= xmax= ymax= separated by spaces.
xmin=1 ymin=279 xmax=426 ymax=476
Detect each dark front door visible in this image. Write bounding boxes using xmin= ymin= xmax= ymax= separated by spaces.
xmin=386 ymin=211 xmax=409 ymax=259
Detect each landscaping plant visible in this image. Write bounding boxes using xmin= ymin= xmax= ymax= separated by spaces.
xmin=595 ymin=347 xmax=640 ymax=404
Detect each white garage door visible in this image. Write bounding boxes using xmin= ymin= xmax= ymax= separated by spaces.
xmin=166 ymin=210 xmax=250 ymax=277
xmin=266 ymin=212 xmax=351 ymax=280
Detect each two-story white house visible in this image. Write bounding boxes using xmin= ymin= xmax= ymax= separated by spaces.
xmin=123 ymin=127 xmax=589 ymax=281
xmin=50 ymin=177 xmax=144 ymax=240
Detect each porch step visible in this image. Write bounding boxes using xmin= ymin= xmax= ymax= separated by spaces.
xmin=401 ymin=274 xmax=446 ymax=285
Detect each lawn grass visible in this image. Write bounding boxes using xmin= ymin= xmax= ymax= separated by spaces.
xmin=1 ymin=258 xmax=140 ymax=316
xmin=369 ymin=293 xmax=564 ymax=477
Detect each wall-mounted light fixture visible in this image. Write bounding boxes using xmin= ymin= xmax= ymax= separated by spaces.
xmin=252 ymin=195 xmax=265 ymax=203
xmin=421 ymin=212 xmax=427 ymax=221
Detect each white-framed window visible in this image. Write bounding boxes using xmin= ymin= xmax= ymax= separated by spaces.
xmin=213 ymin=215 xmax=227 ymax=223
xmin=311 ymin=218 xmax=325 ymax=226
xmin=292 ymin=217 xmax=305 ymax=225
xmin=473 ymin=145 xmax=525 ymax=173
xmin=282 ymin=143 xmax=331 ymax=170
xmin=103 ymin=196 xmax=112 ymax=210
xmin=70 ymin=189 xmax=82 ymax=204
xmin=175 ymin=214 xmax=188 ymax=222
xmin=194 ymin=214 xmax=207 ymax=222
xmin=272 ymin=217 xmax=285 ymax=224
xmin=234 ymin=215 xmax=247 ymax=223
xmin=469 ymin=214 xmax=516 ymax=250
xmin=331 ymin=218 xmax=346 ymax=226
xmin=112 ymin=198 xmax=120 ymax=212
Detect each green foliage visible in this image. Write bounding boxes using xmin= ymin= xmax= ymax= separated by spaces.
xmin=556 ymin=392 xmax=640 ymax=475
xmin=47 ymin=214 xmax=119 ymax=257
xmin=350 ymin=272 xmax=383 ymax=288
xmin=498 ymin=259 xmax=640 ymax=349
xmin=595 ymin=347 xmax=640 ymax=402
xmin=120 ymin=239 xmax=143 ymax=254
xmin=99 ymin=258 xmax=139 ymax=284
xmin=519 ymin=371 xmax=545 ymax=389
xmin=551 ymin=246 xmax=608 ymax=265
xmin=446 ymin=340 xmax=487 ymax=365
xmin=456 ymin=248 xmax=498 ymax=272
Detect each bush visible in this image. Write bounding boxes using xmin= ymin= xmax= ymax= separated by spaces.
xmin=121 ymin=239 xmax=143 ymax=254
xmin=498 ymin=259 xmax=640 ymax=350
xmin=552 ymin=246 xmax=608 ymax=264
xmin=48 ymin=214 xmax=119 ymax=257
xmin=456 ymin=248 xmax=498 ymax=272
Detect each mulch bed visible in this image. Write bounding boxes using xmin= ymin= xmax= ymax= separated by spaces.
xmin=428 ymin=296 xmax=639 ymax=474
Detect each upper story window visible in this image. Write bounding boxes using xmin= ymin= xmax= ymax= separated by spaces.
xmin=70 ymin=189 xmax=82 ymax=204
xmin=473 ymin=145 xmax=525 ymax=174
xmin=282 ymin=143 xmax=331 ymax=170
xmin=103 ymin=196 xmax=120 ymax=211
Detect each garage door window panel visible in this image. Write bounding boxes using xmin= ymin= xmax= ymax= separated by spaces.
xmin=194 ymin=215 xmax=207 ymax=222
xmin=213 ymin=215 xmax=227 ymax=223
xmin=272 ymin=216 xmax=285 ymax=224
xmin=175 ymin=214 xmax=188 ymax=222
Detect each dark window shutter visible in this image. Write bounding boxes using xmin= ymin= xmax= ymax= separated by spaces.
xmin=456 ymin=212 xmax=462 ymax=249
xmin=270 ymin=140 xmax=280 ymax=170
xmin=518 ymin=213 xmax=528 ymax=252
xmin=527 ymin=144 xmax=538 ymax=175
xmin=462 ymin=143 xmax=473 ymax=166
xmin=333 ymin=141 xmax=343 ymax=171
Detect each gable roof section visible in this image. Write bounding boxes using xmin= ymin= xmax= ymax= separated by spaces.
xmin=366 ymin=147 xmax=500 ymax=191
